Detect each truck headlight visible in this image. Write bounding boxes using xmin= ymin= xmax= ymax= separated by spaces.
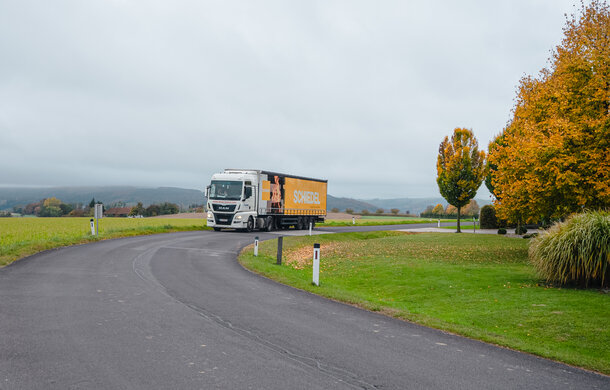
xmin=235 ymin=215 xmax=243 ymax=220
xmin=207 ymin=211 xmax=213 ymax=219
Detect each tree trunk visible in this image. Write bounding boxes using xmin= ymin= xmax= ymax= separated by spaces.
xmin=457 ymin=206 xmax=461 ymax=233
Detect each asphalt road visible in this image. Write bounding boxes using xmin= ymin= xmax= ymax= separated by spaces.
xmin=1 ymin=225 xmax=607 ymax=389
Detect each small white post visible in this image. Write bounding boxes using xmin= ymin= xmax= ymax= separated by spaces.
xmin=437 ymin=219 xmax=441 ymax=228
xmin=94 ymin=204 xmax=103 ymax=236
xmin=254 ymin=236 xmax=259 ymax=256
xmin=90 ymin=218 xmax=95 ymax=235
xmin=352 ymin=217 xmax=355 ymax=225
xmin=312 ymin=243 xmax=320 ymax=286
xmin=473 ymin=217 xmax=476 ymax=234
xmin=309 ymin=221 xmax=312 ymax=236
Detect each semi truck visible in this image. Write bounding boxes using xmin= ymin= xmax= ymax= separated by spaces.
xmin=205 ymin=169 xmax=327 ymax=232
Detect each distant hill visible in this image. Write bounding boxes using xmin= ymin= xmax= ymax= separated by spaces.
xmin=327 ymin=195 xmax=379 ymax=213
xmin=0 ymin=186 xmax=492 ymax=215
xmin=0 ymin=186 xmax=205 ymax=210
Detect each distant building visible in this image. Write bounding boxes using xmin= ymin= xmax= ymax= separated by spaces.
xmin=104 ymin=207 xmax=132 ymax=217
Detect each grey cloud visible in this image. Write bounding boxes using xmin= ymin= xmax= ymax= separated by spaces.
xmin=0 ymin=0 xmax=576 ymax=197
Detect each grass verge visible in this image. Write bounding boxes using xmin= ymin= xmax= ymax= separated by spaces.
xmin=239 ymin=231 xmax=610 ymax=374
xmin=0 ymin=217 xmax=208 ymax=267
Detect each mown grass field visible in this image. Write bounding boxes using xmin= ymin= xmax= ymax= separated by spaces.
xmin=239 ymin=231 xmax=610 ymax=374
xmin=0 ymin=217 xmax=207 ymax=266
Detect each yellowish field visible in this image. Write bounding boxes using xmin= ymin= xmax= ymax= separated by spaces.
xmin=0 ymin=217 xmax=206 ymax=267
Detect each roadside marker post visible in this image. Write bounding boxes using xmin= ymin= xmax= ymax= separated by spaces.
xmin=276 ymin=236 xmax=283 ymax=265
xmin=309 ymin=221 xmax=312 ymax=236
xmin=90 ymin=219 xmax=95 ymax=235
xmin=312 ymin=243 xmax=320 ymax=286
xmin=437 ymin=219 xmax=441 ymax=228
xmin=94 ymin=204 xmax=103 ymax=236
xmin=352 ymin=217 xmax=355 ymax=225
xmin=254 ymin=236 xmax=259 ymax=256
xmin=473 ymin=217 xmax=476 ymax=234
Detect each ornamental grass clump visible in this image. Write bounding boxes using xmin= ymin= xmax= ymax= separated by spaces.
xmin=529 ymin=211 xmax=610 ymax=287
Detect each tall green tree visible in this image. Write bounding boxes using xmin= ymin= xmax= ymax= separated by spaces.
xmin=437 ymin=128 xmax=486 ymax=232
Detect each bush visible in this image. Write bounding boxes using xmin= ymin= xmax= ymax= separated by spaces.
xmin=331 ymin=208 xmax=339 ymax=213
xmin=515 ymin=226 xmax=528 ymax=235
xmin=345 ymin=208 xmax=354 ymax=214
xmin=497 ymin=228 xmax=507 ymax=235
xmin=529 ymin=211 xmax=610 ymax=288
xmin=480 ymin=205 xmax=497 ymax=229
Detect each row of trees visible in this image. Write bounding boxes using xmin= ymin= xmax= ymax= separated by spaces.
xmin=331 ymin=208 xmax=412 ymax=215
xmin=421 ymin=200 xmax=480 ymax=219
xmin=11 ymin=197 xmax=183 ymax=217
xmin=128 ymin=202 xmax=180 ymax=217
xmin=436 ymin=2 xmax=609 ymax=231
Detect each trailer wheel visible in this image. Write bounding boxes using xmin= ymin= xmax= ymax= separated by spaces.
xmin=296 ymin=217 xmax=303 ymax=230
xmin=265 ymin=217 xmax=273 ymax=232
xmin=246 ymin=217 xmax=254 ymax=232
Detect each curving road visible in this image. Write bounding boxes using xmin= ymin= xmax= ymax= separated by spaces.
xmin=0 ymin=226 xmax=607 ymax=389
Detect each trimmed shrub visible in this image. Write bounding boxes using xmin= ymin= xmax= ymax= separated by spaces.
xmin=497 ymin=228 xmax=507 ymax=235
xmin=480 ymin=205 xmax=497 ymax=229
xmin=515 ymin=226 xmax=528 ymax=235
xmin=529 ymin=211 xmax=610 ymax=287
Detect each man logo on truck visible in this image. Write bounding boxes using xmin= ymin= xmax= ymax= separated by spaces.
xmin=293 ymin=190 xmax=320 ymax=205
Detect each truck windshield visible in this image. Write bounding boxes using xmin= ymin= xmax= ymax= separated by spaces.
xmin=209 ymin=180 xmax=243 ymax=200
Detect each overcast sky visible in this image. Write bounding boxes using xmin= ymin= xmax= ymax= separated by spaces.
xmin=0 ymin=0 xmax=578 ymax=198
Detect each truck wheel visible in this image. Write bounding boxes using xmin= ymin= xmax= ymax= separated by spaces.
xmin=213 ymin=227 xmax=221 ymax=232
xmin=246 ymin=217 xmax=254 ymax=232
xmin=296 ymin=217 xmax=303 ymax=230
xmin=265 ymin=217 xmax=273 ymax=232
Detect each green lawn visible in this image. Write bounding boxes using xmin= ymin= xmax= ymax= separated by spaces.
xmin=239 ymin=231 xmax=610 ymax=374
xmin=0 ymin=217 xmax=207 ymax=266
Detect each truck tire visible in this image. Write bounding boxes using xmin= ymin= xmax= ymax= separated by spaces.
xmin=265 ymin=217 xmax=273 ymax=232
xmin=213 ymin=227 xmax=221 ymax=232
xmin=246 ymin=217 xmax=254 ymax=232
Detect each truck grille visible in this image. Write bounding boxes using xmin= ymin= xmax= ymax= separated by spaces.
xmin=214 ymin=213 xmax=234 ymax=225
xmin=212 ymin=204 xmax=236 ymax=212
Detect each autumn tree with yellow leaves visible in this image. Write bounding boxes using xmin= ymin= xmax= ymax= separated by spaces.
xmin=437 ymin=128 xmax=486 ymax=232
xmin=488 ymin=1 xmax=610 ymax=224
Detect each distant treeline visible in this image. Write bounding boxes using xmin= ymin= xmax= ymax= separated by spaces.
xmin=8 ymin=197 xmax=203 ymax=217
xmin=420 ymin=200 xmax=480 ymax=219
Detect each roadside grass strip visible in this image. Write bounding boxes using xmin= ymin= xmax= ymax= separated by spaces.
xmin=239 ymin=231 xmax=610 ymax=374
xmin=0 ymin=217 xmax=207 ymax=266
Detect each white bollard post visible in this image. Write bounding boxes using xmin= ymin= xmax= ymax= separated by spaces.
xmin=352 ymin=217 xmax=355 ymax=225
xmin=437 ymin=219 xmax=441 ymax=228
xmin=473 ymin=218 xmax=476 ymax=234
xmin=312 ymin=243 xmax=320 ymax=286
xmin=254 ymin=236 xmax=259 ymax=256
xmin=309 ymin=221 xmax=312 ymax=236
xmin=90 ymin=219 xmax=95 ymax=235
